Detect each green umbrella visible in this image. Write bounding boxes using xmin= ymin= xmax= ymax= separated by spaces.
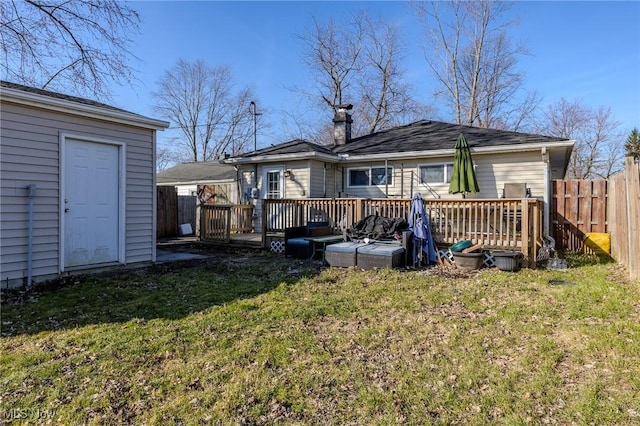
xmin=449 ymin=133 xmax=479 ymax=197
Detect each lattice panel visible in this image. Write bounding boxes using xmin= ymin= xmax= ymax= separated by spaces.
xmin=483 ymin=251 xmax=495 ymax=268
xmin=440 ymin=249 xmax=495 ymax=268
xmin=438 ymin=249 xmax=454 ymax=263
xmin=270 ymin=240 xmax=285 ymax=253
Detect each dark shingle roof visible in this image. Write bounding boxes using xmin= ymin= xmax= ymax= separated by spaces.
xmin=2 ymin=80 xmax=138 ymax=115
xmin=236 ymin=139 xmax=335 ymax=158
xmin=228 ymin=120 xmax=571 ymax=164
xmin=157 ymin=161 xmax=237 ymax=184
xmin=332 ymin=120 xmax=569 ymax=155
xmin=2 ymin=80 xmax=170 ymax=130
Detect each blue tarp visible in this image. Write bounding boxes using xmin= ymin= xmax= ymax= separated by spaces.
xmin=409 ymin=193 xmax=437 ymax=266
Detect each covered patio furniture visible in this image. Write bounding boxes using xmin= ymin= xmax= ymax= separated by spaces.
xmin=284 ymin=221 xmax=333 ymax=259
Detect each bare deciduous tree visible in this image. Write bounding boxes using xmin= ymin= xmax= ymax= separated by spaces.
xmin=357 ymin=15 xmax=435 ymax=134
xmin=298 ymin=11 xmax=431 ymax=143
xmin=156 ymin=147 xmax=178 ymax=172
xmin=414 ymin=0 xmax=538 ymax=130
xmin=153 ymin=59 xmax=259 ymax=163
xmin=1 ymin=0 xmax=140 ymax=100
xmin=300 ymin=14 xmax=364 ymax=113
xmin=212 ymin=87 xmax=257 ymax=161
xmin=535 ymin=98 xmax=623 ymax=179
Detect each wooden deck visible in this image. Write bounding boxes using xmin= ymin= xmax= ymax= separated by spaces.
xmin=260 ymin=198 xmax=544 ymax=267
xmin=197 ymin=197 xmax=545 ymax=267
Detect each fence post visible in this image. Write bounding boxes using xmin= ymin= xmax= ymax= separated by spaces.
xmin=625 ymin=157 xmax=640 ymax=280
xmin=530 ymin=200 xmax=542 ymax=268
xmin=199 ymin=205 xmax=203 ymax=241
xmin=195 ymin=203 xmax=200 ymax=237
xmin=261 ymin=199 xmax=268 ymax=249
xmin=225 ymin=207 xmax=232 ymax=243
xmin=521 ymin=199 xmax=531 ymax=267
xmin=355 ymin=198 xmax=364 ymax=223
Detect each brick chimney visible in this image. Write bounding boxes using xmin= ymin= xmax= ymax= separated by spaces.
xmin=333 ymin=104 xmax=353 ymax=145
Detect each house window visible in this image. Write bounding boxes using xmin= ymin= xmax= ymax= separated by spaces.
xmin=348 ymin=166 xmax=393 ymax=187
xmin=264 ymin=168 xmax=283 ymax=199
xmin=419 ymin=164 xmax=454 ymax=184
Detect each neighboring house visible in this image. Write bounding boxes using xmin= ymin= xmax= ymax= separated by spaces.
xmin=157 ymin=161 xmax=239 ymax=204
xmin=0 ymin=81 xmax=169 ymax=287
xmin=223 ymin=105 xmax=574 ymax=233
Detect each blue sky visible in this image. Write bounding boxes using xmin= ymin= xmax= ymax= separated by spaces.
xmin=111 ymin=1 xmax=640 ymax=151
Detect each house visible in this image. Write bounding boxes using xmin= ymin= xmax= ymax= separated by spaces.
xmin=223 ymin=105 xmax=574 ymax=235
xmin=157 ymin=161 xmax=239 ymax=204
xmin=0 ymin=81 xmax=169 ymax=288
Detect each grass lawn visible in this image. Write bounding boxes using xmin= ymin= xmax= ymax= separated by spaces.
xmin=1 ymin=251 xmax=640 ymax=425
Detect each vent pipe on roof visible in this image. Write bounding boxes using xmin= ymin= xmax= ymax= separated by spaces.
xmin=333 ymin=104 xmax=353 ymax=146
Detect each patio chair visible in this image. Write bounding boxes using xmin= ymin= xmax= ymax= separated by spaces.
xmin=502 ymin=182 xmax=531 ymax=199
xmin=284 ymin=221 xmax=333 ymax=259
xmin=501 ymin=183 xmax=530 ymax=232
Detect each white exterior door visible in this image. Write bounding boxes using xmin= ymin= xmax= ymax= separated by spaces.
xmin=64 ymin=139 xmax=121 ymax=268
xmin=262 ymin=166 xmax=285 ymax=231
xmin=263 ymin=167 xmax=284 ymax=199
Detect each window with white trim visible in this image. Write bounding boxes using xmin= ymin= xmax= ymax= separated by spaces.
xmin=348 ymin=166 xmax=393 ymax=187
xmin=419 ymin=163 xmax=454 ymax=184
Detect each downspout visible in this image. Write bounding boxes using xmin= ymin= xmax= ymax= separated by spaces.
xmin=253 ymin=164 xmax=258 ymax=189
xmin=541 ymin=147 xmax=555 ymax=250
xmin=252 ymin=164 xmax=259 ymax=232
xmin=410 ymin=171 xmax=414 ymax=198
xmin=26 ymin=184 xmax=36 ymax=286
xmin=253 ymin=163 xmax=259 ymax=209
xmin=400 ymin=163 xmax=404 ymax=198
xmin=323 ymin=163 xmax=327 ymax=198
xmin=234 ymin=165 xmax=241 ymax=203
xmin=385 ymin=159 xmax=389 ymax=198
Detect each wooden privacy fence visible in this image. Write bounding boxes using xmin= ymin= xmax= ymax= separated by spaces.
xmin=200 ymin=204 xmax=254 ymax=243
xmin=156 ymin=188 xmax=198 ymax=237
xmin=552 ymin=179 xmax=607 ymax=252
xmin=178 ymin=195 xmax=197 ymax=234
xmin=608 ymin=158 xmax=640 ymax=281
xmin=157 ymin=186 xmax=178 ymax=238
xmin=262 ymin=197 xmax=543 ymax=266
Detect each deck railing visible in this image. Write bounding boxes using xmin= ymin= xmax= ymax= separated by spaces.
xmin=262 ymin=198 xmax=543 ymax=267
xmin=201 ymin=204 xmax=254 ymax=243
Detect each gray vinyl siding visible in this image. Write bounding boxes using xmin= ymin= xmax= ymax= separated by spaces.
xmin=308 ymin=161 xmax=331 ymax=198
xmin=482 ymin=152 xmax=545 ymax=198
xmin=324 ymin=163 xmax=337 ymax=198
xmin=1 ymin=100 xmax=157 ymax=285
xmin=282 ymin=161 xmax=309 ymax=198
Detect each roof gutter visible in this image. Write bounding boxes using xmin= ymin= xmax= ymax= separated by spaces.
xmin=2 ymin=86 xmax=170 ymax=130
xmin=339 ymin=140 xmax=575 ymax=162
xmin=157 ymin=179 xmax=236 ymax=186
xmin=222 ymin=140 xmax=575 ymax=164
